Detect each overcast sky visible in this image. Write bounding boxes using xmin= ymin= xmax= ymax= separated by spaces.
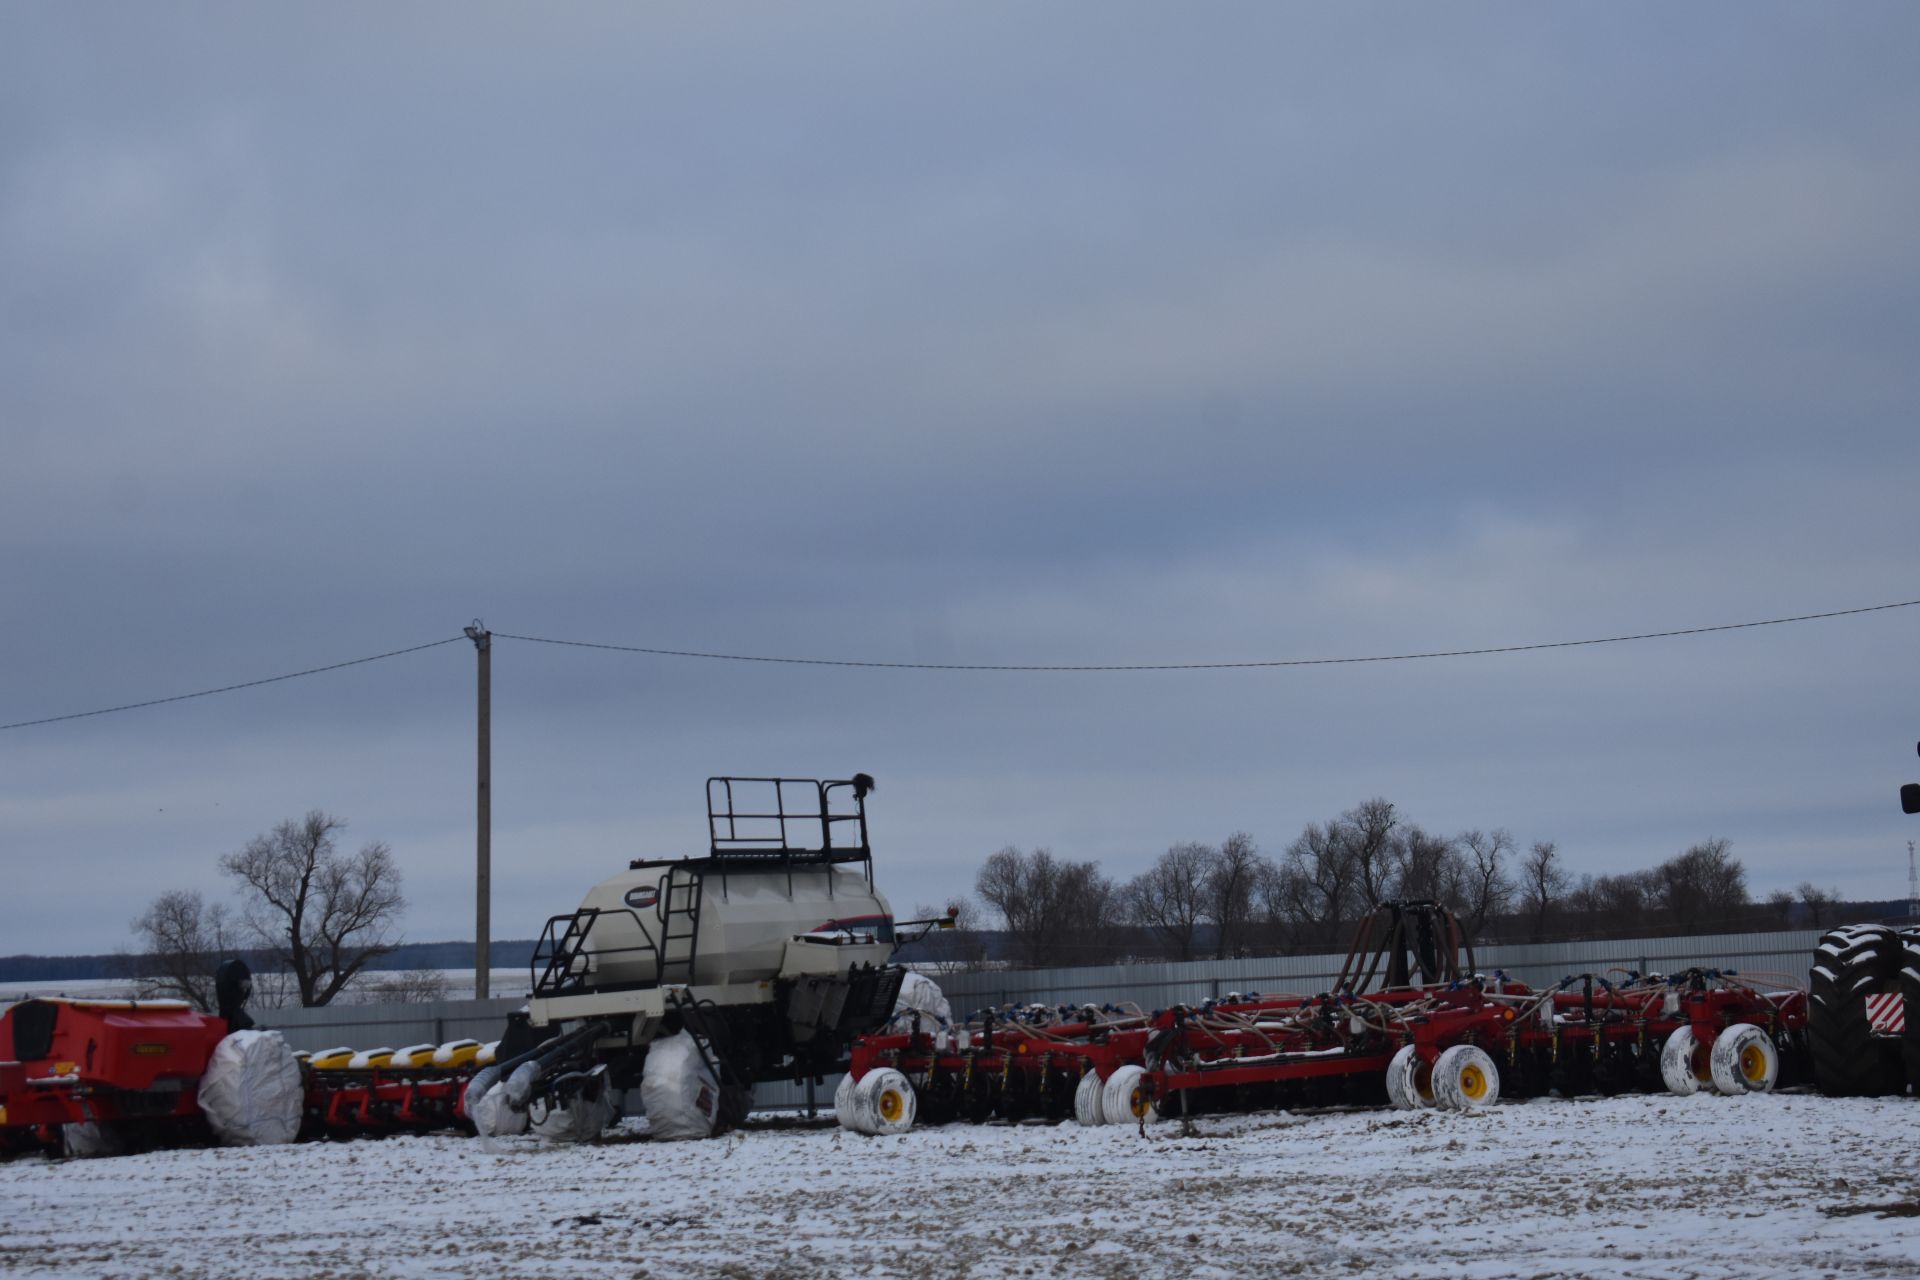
xmin=4 ymin=5 xmax=1918 ymax=959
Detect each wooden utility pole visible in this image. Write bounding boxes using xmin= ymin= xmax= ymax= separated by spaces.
xmin=464 ymin=623 xmax=492 ymax=999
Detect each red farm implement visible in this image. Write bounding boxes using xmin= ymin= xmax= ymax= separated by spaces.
xmin=300 ymin=1042 xmax=491 ymax=1138
xmin=838 ymin=901 xmax=1812 ymax=1135
xmin=2 ymin=964 xmax=495 ymax=1159
xmin=0 ymin=997 xmax=231 ymax=1156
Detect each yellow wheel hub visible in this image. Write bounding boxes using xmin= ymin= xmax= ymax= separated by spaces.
xmin=1128 ymin=1088 xmax=1148 ymax=1118
xmin=878 ymin=1090 xmax=903 ymax=1122
xmin=1739 ymin=1044 xmax=1767 ymax=1082
xmin=1459 ymin=1065 xmax=1487 ymax=1100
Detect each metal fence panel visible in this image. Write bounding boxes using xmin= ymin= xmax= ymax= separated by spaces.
xmin=257 ymin=997 xmax=525 ymax=1055
xmin=929 ymin=928 xmax=1828 ymax=1014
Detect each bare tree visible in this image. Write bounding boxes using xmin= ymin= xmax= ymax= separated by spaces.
xmin=221 ymin=811 xmax=406 ymax=1007
xmin=1796 ymin=882 xmax=1840 ymax=928
xmin=1207 ymin=832 xmax=1268 ymax=959
xmin=1272 ymin=821 xmax=1358 ymax=953
xmin=1765 ymin=888 xmax=1796 ymax=927
xmin=1654 ymin=838 xmax=1747 ymax=933
xmin=1391 ymin=825 xmax=1462 ymax=906
xmin=126 ymin=890 xmax=236 ymax=1011
xmin=1518 ymin=840 xmax=1567 ymax=943
xmin=975 ymin=846 xmax=1118 ymax=967
xmin=1334 ymin=799 xmax=1400 ymax=910
xmin=1121 ymin=843 xmax=1216 ymax=961
xmin=1246 ymin=858 xmax=1296 ymax=954
xmin=1455 ymin=828 xmax=1515 ymax=938
xmin=1587 ymin=870 xmax=1656 ymax=935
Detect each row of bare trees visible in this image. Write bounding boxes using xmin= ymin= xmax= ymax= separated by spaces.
xmin=952 ymin=799 xmax=1839 ymax=969
xmin=126 ymin=811 xmax=436 ymax=1010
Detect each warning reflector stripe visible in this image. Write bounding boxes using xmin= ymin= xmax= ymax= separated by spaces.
xmin=1865 ymin=992 xmax=1905 ymax=1035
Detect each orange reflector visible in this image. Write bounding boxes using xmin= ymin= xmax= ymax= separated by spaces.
xmin=132 ymin=1043 xmax=170 ymax=1056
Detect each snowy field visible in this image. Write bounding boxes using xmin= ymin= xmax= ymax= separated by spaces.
xmin=4 ymin=1091 xmax=1919 ymax=1280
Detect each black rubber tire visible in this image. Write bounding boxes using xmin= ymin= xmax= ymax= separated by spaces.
xmin=1809 ymin=924 xmax=1906 ymax=1096
xmin=1900 ymin=929 xmax=1920 ymax=1092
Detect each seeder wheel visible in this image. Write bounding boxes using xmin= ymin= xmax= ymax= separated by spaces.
xmin=1709 ymin=1023 xmax=1778 ymax=1095
xmin=1073 ymin=1070 xmax=1105 ymax=1126
xmin=1386 ymin=1045 xmax=1436 ymax=1110
xmin=1101 ymin=1064 xmax=1152 ymax=1124
xmin=1659 ymin=1026 xmax=1712 ymax=1096
xmin=1432 ymin=1045 xmax=1500 ymax=1110
xmin=852 ymin=1068 xmax=916 ymax=1135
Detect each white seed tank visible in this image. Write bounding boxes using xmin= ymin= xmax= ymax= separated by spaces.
xmin=568 ymin=859 xmax=894 ymax=989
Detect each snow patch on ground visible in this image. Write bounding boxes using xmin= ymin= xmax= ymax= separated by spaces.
xmin=4 ymin=1092 xmax=1919 ymax=1278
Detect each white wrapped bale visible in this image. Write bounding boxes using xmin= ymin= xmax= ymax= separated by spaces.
xmin=529 ymin=1087 xmax=616 ymax=1143
xmin=469 ymin=1081 xmax=530 ymax=1137
xmin=639 ymin=1031 xmax=722 ymax=1141
xmin=198 ymin=1030 xmax=304 ymax=1147
xmin=888 ymin=971 xmax=952 ymax=1032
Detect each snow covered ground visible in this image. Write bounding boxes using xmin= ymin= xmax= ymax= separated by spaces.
xmin=4 ymin=1091 xmax=1919 ymax=1279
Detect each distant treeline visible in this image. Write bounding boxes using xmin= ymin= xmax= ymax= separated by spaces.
xmin=0 ymin=939 xmax=541 ymax=985
xmin=898 ymin=795 xmax=1919 ymax=970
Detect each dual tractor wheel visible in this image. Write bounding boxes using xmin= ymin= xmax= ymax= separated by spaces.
xmin=1071 ymin=1065 xmax=1153 ymax=1127
xmin=1387 ymin=1044 xmax=1500 ymax=1111
xmin=1659 ymin=1023 xmax=1778 ymax=1096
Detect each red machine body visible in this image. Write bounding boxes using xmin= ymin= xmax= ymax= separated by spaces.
xmin=0 ymin=998 xmax=231 ymax=1154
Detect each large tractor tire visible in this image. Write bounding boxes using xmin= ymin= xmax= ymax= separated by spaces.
xmin=1809 ymin=924 xmax=1905 ymax=1096
xmin=1901 ymin=929 xmax=1920 ymax=1092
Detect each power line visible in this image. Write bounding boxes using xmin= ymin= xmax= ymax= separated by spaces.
xmin=493 ymin=596 xmax=1920 ymax=672
xmin=3 ymin=595 xmax=1914 ymax=733
xmin=0 ymin=636 xmax=468 ymax=731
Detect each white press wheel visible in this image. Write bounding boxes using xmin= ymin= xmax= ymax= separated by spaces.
xmin=1073 ymin=1070 xmax=1106 ymax=1126
xmin=1101 ymin=1064 xmax=1152 ymax=1124
xmin=1433 ymin=1045 xmax=1501 ymax=1110
xmin=1661 ymin=1025 xmax=1711 ymax=1096
xmin=852 ymin=1067 xmax=915 ymax=1135
xmin=1709 ymin=1023 xmax=1779 ymax=1095
xmin=1386 ymin=1044 xmax=1436 ymax=1110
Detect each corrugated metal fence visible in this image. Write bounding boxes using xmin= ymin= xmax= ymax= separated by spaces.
xmin=251 ymin=927 xmax=1827 ymax=1113
xmin=257 ymin=998 xmax=526 ymax=1056
xmin=931 ymin=928 xmax=1826 ymax=1015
